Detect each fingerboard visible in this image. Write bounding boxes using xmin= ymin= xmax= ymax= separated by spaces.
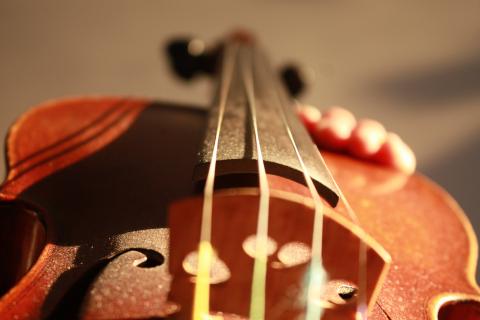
xmin=194 ymin=41 xmax=339 ymax=207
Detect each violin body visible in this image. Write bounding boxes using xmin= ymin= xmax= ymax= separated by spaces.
xmin=0 ymin=97 xmax=478 ymax=319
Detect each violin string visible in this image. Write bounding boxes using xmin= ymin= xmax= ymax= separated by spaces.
xmin=256 ymin=46 xmax=368 ymax=319
xmin=241 ymin=46 xmax=271 ymax=320
xmin=192 ymin=42 xmax=238 ymax=320
xmin=254 ymin=50 xmax=327 ymax=319
xmin=255 ymin=45 xmax=368 ymax=320
xmin=315 ymin=153 xmax=369 ymax=320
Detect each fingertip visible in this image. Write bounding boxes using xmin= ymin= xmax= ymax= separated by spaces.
xmin=314 ymin=119 xmax=354 ymax=150
xmin=374 ymin=133 xmax=416 ymax=175
xmin=348 ymin=119 xmax=387 ymax=158
xmin=313 ymin=106 xmax=357 ymax=150
xmin=298 ymin=104 xmax=322 ymax=131
xmin=322 ymin=106 xmax=356 ymax=123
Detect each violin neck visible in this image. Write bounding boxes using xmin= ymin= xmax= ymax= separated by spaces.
xmin=194 ymin=41 xmax=339 ymax=206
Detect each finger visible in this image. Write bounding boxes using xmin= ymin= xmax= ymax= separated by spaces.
xmin=313 ymin=107 xmax=356 ymax=150
xmin=373 ymin=132 xmax=416 ymax=174
xmin=348 ymin=119 xmax=387 ymax=158
xmin=297 ymin=104 xmax=322 ymax=132
xmin=298 ymin=104 xmax=322 ymax=132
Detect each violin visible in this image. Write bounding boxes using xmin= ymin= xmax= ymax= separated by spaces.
xmin=0 ymin=32 xmax=479 ymax=320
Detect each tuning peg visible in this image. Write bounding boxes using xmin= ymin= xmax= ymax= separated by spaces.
xmin=165 ymin=37 xmax=219 ymax=80
xmin=280 ymin=64 xmax=310 ymax=98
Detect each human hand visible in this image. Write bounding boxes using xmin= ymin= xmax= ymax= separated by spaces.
xmin=298 ymin=105 xmax=416 ymax=175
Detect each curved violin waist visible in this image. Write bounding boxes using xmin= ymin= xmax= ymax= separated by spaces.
xmin=0 ymin=96 xmax=478 ymax=319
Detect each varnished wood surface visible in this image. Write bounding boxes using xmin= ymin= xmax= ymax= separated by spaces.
xmin=0 ymin=97 xmax=206 ymax=319
xmin=1 ymin=97 xmax=148 ymax=199
xmin=0 ymin=97 xmax=478 ymax=319
xmin=1 ymin=4 xmax=479 ymax=285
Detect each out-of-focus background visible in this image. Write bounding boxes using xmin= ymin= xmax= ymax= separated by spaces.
xmin=0 ymin=1 xmax=479 ymax=278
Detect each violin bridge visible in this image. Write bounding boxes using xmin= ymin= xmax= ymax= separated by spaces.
xmin=167 ymin=189 xmax=390 ymax=320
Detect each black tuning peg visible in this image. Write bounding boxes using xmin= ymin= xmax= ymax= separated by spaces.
xmin=280 ymin=64 xmax=308 ymax=98
xmin=165 ymin=37 xmax=219 ymax=80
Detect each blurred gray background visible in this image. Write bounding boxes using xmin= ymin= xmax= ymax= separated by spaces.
xmin=0 ymin=1 xmax=479 ymax=279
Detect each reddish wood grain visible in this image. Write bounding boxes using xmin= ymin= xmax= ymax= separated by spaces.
xmin=0 ymin=97 xmax=478 ymax=319
xmin=0 ymin=97 xmax=150 ymax=319
xmin=1 ymin=97 xmax=148 ymax=199
xmin=322 ymin=153 xmax=480 ymax=319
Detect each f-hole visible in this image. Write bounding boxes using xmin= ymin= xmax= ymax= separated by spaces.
xmin=438 ymin=300 xmax=480 ymax=320
xmin=132 ymin=248 xmax=165 ymax=268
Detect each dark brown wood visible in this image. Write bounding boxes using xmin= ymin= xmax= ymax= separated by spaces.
xmin=0 ymin=202 xmax=45 ymax=297
xmin=195 ymin=43 xmax=339 ymax=206
xmin=0 ymin=98 xmax=206 ymax=319
xmin=0 ymin=97 xmax=478 ymax=320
